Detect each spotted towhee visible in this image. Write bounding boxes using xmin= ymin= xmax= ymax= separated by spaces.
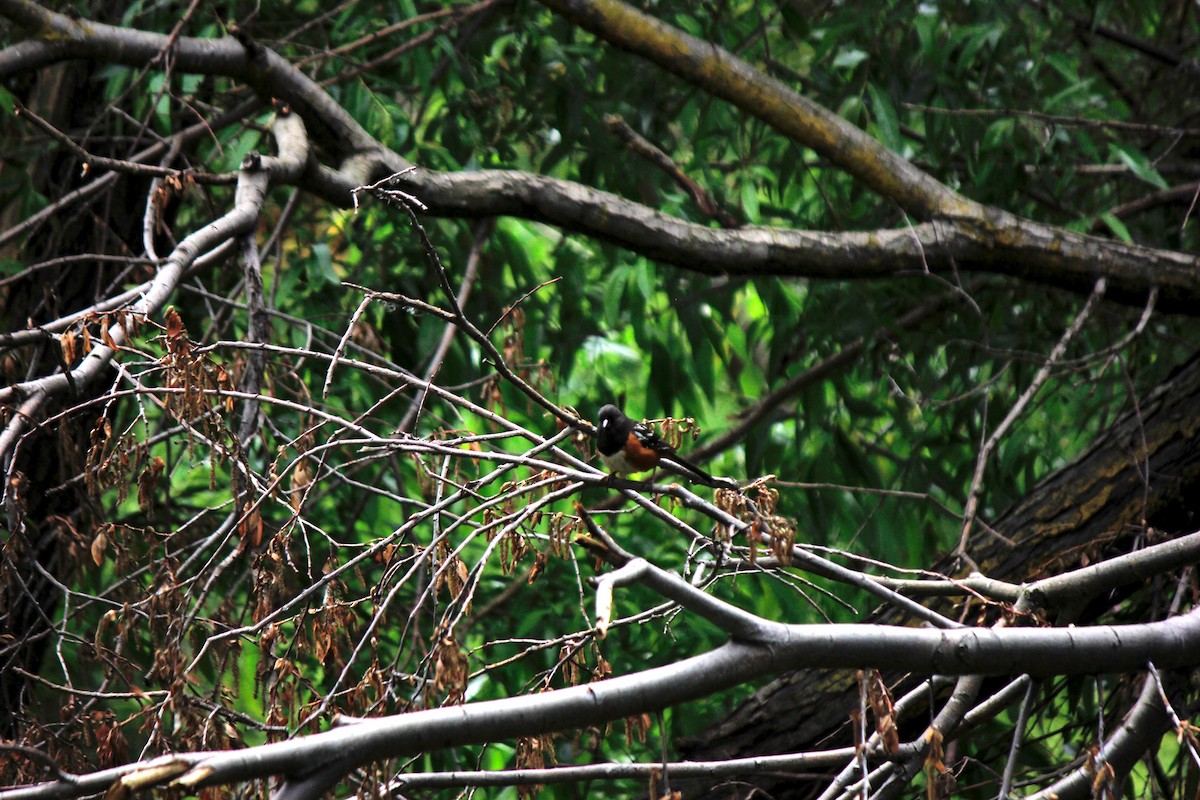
xmin=596 ymin=404 xmax=727 ymax=487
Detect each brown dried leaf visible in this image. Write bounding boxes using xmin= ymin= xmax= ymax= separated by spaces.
xmin=239 ymin=508 xmax=263 ymax=551
xmin=866 ymin=669 xmax=900 ymax=753
xmin=515 ymin=735 xmax=546 ymax=771
xmin=455 ymin=558 xmax=469 ymax=593
xmin=289 ymin=459 xmax=313 ymax=511
xmin=923 ymin=727 xmax=952 ymax=800
xmin=528 ymin=551 xmax=547 ymax=583
xmin=215 ymin=364 xmax=235 ymax=412
xmin=350 ymin=320 xmax=384 ymax=351
xmin=100 ymin=315 xmax=117 ymax=349
xmin=314 ymin=622 xmax=335 ymax=665
xmin=92 ymin=710 xmax=129 ymax=768
xmin=90 ymin=529 xmax=108 ymax=566
xmin=623 ymin=712 xmax=651 ymax=746
xmin=515 ymin=734 xmax=556 ymax=800
xmin=1090 ymin=755 xmax=1115 ymax=796
xmin=440 ymin=556 xmax=472 ymax=616
xmin=165 ymin=307 xmax=185 ymax=342
xmin=432 ymin=631 xmax=468 ymax=705
xmin=375 ymin=542 xmax=396 ymax=564
xmin=560 ymin=643 xmax=579 ymax=685
xmin=94 ymin=608 xmax=117 ymax=658
xmin=60 ymin=329 xmax=76 ymax=365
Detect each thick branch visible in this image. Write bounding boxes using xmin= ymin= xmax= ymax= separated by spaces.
xmin=2 ymin=1 xmax=1198 ymax=310
xmin=382 ymin=169 xmax=1197 ymax=311
xmin=534 ymin=0 xmax=971 ymax=220
xmin=4 ymin=608 xmax=1200 ymax=800
xmin=0 ymin=112 xmax=307 ymax=462
xmin=0 ymin=0 xmax=378 ymax=156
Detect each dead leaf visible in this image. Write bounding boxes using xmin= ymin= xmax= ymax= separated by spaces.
xmin=60 ymin=329 xmax=76 ymax=365
xmin=90 ymin=530 xmax=108 ymax=566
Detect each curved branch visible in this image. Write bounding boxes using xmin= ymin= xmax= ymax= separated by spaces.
xmin=2 ymin=0 xmax=1198 ymax=310
xmin=0 ymin=0 xmax=378 ymax=156
xmin=386 ymin=169 xmax=1199 ymax=311
xmin=2 ymin=606 xmax=1199 ymax=800
xmin=0 ymin=111 xmax=308 ymax=463
xmin=535 ymin=0 xmax=970 ymax=219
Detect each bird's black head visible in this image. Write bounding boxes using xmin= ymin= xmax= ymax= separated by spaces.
xmin=597 ymin=404 xmax=622 ymax=430
xmin=596 ymin=404 xmax=630 ymax=456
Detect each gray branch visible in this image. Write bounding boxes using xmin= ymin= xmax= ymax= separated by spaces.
xmin=0 ymin=606 xmax=1196 ymax=800
xmin=1 ymin=0 xmax=1197 ymax=310
xmin=0 ymin=111 xmax=307 ymax=464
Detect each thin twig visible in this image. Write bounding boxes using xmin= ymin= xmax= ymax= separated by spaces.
xmin=958 ymin=278 xmax=1108 ymax=557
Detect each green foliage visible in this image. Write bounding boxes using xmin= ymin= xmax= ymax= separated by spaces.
xmin=6 ymin=0 xmax=1199 ymax=796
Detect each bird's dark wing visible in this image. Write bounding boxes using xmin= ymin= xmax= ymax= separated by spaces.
xmin=630 ymin=423 xmax=727 ymax=486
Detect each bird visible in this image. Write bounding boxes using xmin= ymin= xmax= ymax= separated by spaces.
xmin=595 ymin=404 xmax=725 ymax=487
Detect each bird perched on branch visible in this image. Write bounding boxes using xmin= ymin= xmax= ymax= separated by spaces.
xmin=596 ymin=404 xmax=731 ymax=488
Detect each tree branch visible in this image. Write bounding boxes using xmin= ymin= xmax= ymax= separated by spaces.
xmin=3 ymin=0 xmax=1196 ymax=310
xmin=3 ymin=605 xmax=1198 ymax=800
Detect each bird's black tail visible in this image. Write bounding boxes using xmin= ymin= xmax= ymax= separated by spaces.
xmin=660 ymin=454 xmax=737 ymax=490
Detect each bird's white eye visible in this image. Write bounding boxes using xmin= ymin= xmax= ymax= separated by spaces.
xmin=599 ymin=418 xmax=608 ymax=428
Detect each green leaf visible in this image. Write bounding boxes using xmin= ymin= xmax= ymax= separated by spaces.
xmin=1110 ymin=144 xmax=1169 ymax=190
xmin=956 ymin=24 xmax=1001 ymax=72
xmin=1099 ymin=212 xmax=1133 ymax=244
xmin=740 ymin=181 xmax=761 ymax=224
xmin=867 ymin=83 xmax=902 ymax=152
xmin=832 ymin=48 xmax=868 ymax=70
xmin=309 ymin=243 xmax=339 ymax=287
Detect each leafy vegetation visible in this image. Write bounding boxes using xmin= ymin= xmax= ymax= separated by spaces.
xmin=2 ymin=0 xmax=1199 ymax=798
